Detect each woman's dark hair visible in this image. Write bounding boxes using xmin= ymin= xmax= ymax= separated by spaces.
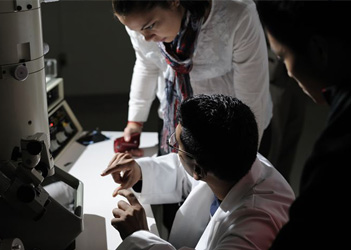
xmin=112 ymin=0 xmax=210 ymax=18
xmin=179 ymin=94 xmax=258 ymax=183
xmin=256 ymin=0 xmax=351 ymax=54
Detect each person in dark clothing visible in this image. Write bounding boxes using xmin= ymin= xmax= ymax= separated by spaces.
xmin=255 ymin=1 xmax=351 ymax=249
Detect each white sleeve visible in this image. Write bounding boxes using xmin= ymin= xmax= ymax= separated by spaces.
xmin=231 ymin=3 xmax=272 ymax=141
xmin=126 ymin=28 xmax=161 ymax=122
xmin=117 ymin=230 xmax=175 ymax=250
xmin=117 ymin=230 xmax=196 ymax=250
xmin=135 ymin=153 xmax=194 ymax=205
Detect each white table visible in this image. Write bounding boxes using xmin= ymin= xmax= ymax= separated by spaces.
xmin=55 ymin=131 xmax=159 ymax=250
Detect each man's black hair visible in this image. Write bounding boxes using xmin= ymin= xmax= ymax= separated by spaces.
xmin=179 ymin=94 xmax=258 ymax=183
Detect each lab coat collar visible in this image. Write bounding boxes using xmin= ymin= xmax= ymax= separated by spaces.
xmin=215 ymin=154 xmax=263 ymax=216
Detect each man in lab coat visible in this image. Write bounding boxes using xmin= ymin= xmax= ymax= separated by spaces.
xmin=101 ymin=94 xmax=295 ymax=250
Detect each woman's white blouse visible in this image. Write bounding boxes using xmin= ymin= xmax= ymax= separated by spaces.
xmin=126 ymin=0 xmax=272 ymax=141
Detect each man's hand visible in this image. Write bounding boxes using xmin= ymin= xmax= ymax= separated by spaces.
xmin=101 ymin=153 xmax=142 ymax=197
xmin=111 ymin=189 xmax=149 ymax=240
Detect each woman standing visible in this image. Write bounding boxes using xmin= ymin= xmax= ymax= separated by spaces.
xmin=112 ymin=0 xmax=272 ymax=156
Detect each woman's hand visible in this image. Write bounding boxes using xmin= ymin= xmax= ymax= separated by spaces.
xmin=101 ymin=153 xmax=142 ymax=197
xmin=123 ymin=122 xmax=144 ymax=157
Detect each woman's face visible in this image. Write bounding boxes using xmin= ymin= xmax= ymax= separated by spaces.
xmin=116 ymin=1 xmax=184 ymax=43
xmin=267 ymin=31 xmax=327 ymax=104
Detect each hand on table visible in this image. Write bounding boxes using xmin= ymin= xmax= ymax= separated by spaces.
xmin=111 ymin=189 xmax=149 ymax=240
xmin=101 ymin=153 xmax=142 ymax=197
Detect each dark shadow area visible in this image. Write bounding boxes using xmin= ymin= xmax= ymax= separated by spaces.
xmin=65 ymin=94 xmax=160 ymax=132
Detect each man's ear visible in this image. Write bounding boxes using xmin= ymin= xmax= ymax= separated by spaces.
xmin=193 ymin=164 xmax=205 ymax=180
xmin=309 ymin=35 xmax=329 ymax=69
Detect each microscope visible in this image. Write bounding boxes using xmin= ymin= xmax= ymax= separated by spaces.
xmin=0 ymin=1 xmax=83 ymax=249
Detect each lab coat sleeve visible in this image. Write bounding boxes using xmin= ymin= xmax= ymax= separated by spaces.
xmin=135 ymin=153 xmax=195 ymax=205
xmin=231 ymin=3 xmax=272 ymax=142
xmin=116 ymin=230 xmax=201 ymax=250
xmin=117 ymin=230 xmax=196 ymax=250
xmin=126 ymin=27 xmax=160 ymax=122
xmin=117 ymin=230 xmax=174 ymax=250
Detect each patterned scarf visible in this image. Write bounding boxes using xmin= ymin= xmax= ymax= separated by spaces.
xmin=158 ymin=11 xmax=203 ymax=154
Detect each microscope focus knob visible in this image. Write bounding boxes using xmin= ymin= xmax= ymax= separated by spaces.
xmin=13 ymin=64 xmax=28 ymax=81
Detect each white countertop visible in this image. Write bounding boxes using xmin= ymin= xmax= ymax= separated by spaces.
xmin=56 ymin=131 xmax=159 ymax=250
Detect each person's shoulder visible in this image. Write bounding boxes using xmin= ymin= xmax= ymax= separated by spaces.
xmin=256 ymin=154 xmax=289 ymax=183
xmin=256 ymin=153 xmax=272 ymax=169
xmin=211 ymin=0 xmax=257 ymax=23
xmin=227 ymin=0 xmax=255 ymax=7
xmin=256 ymin=153 xmax=295 ymax=194
xmin=221 ymin=0 xmax=256 ymax=12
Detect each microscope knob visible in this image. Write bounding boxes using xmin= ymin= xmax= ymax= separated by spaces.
xmin=13 ymin=64 xmax=28 ymax=81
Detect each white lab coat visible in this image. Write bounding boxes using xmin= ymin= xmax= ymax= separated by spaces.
xmin=117 ymin=153 xmax=295 ymax=250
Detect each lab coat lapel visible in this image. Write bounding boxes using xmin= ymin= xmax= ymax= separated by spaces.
xmin=169 ymin=181 xmax=213 ymax=248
